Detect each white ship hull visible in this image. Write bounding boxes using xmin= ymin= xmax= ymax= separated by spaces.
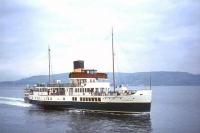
xmin=25 ymin=89 xmax=152 ymax=113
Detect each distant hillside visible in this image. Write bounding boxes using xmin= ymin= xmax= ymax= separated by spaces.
xmin=111 ymin=72 xmax=200 ymax=86
xmin=0 ymin=71 xmax=200 ymax=86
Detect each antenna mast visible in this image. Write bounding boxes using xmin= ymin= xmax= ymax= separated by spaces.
xmin=48 ymin=46 xmax=51 ymax=85
xmin=112 ymin=28 xmax=116 ymax=92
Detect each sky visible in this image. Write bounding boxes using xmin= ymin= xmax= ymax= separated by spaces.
xmin=0 ymin=0 xmax=200 ymax=81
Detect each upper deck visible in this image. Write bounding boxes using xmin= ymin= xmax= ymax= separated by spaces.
xmin=69 ymin=60 xmax=107 ymax=79
xmin=25 ymin=60 xmax=110 ymax=97
xmin=69 ymin=72 xmax=107 ymax=79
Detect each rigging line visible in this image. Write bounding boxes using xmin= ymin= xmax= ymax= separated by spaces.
xmin=50 ymin=56 xmax=54 ymax=82
xmin=149 ymin=72 xmax=151 ymax=90
xmin=114 ymin=33 xmax=122 ymax=87
xmin=48 ymin=45 xmax=54 ymax=84
xmin=48 ymin=46 xmax=51 ymax=85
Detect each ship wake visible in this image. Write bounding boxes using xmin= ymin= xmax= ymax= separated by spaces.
xmin=0 ymin=96 xmax=32 ymax=107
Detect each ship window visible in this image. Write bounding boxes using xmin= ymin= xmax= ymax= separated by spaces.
xmin=80 ymin=97 xmax=82 ymax=101
xmin=72 ymin=97 xmax=77 ymax=101
xmin=89 ymin=98 xmax=91 ymax=101
xmin=95 ymin=98 xmax=97 ymax=101
xmin=63 ymin=97 xmax=65 ymax=100
xmin=92 ymin=98 xmax=94 ymax=101
xmin=75 ymin=88 xmax=77 ymax=92
xmin=98 ymin=98 xmax=101 ymax=101
xmin=83 ymin=97 xmax=85 ymax=101
xmin=86 ymin=98 xmax=88 ymax=101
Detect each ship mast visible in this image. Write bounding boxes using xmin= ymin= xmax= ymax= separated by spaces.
xmin=149 ymin=72 xmax=151 ymax=90
xmin=48 ymin=46 xmax=51 ymax=85
xmin=112 ymin=28 xmax=116 ymax=92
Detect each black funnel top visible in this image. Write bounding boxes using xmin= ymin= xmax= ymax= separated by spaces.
xmin=73 ymin=60 xmax=84 ymax=69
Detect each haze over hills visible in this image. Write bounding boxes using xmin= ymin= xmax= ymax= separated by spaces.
xmin=0 ymin=71 xmax=200 ymax=86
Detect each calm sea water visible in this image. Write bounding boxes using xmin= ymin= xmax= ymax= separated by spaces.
xmin=0 ymin=86 xmax=200 ymax=133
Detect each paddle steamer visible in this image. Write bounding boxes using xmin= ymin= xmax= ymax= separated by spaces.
xmin=25 ymin=60 xmax=152 ymax=113
xmin=24 ymin=30 xmax=152 ymax=113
